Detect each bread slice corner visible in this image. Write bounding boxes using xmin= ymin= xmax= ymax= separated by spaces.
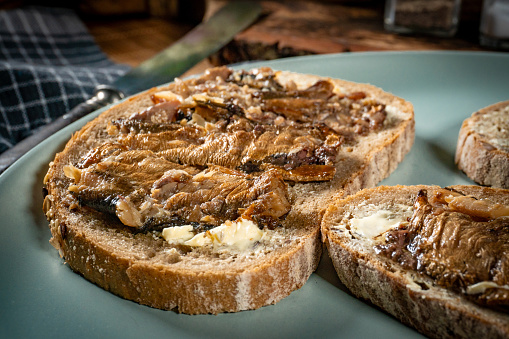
xmin=456 ymin=100 xmax=509 ymax=189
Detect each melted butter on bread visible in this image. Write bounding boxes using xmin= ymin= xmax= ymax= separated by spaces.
xmin=162 ymin=225 xmax=194 ymax=243
xmin=466 ymin=281 xmax=509 ymax=295
xmin=347 ymin=204 xmax=413 ymax=241
xmin=162 ymin=218 xmax=265 ymax=251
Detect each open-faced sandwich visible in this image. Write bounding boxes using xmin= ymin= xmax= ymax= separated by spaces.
xmin=43 ymin=66 xmax=414 ymax=314
xmin=322 ymin=185 xmax=509 ymax=338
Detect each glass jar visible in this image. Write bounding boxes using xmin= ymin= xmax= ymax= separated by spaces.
xmin=479 ymin=0 xmax=509 ymax=49
xmin=384 ymin=0 xmax=462 ymax=37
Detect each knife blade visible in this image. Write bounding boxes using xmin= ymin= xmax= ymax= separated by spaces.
xmin=0 ymin=1 xmax=261 ymax=174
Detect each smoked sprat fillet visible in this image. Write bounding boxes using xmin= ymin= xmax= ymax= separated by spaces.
xmin=322 ymin=185 xmax=509 ymax=338
xmin=43 ymin=66 xmax=414 ymax=314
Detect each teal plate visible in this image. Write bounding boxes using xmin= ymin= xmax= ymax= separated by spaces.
xmin=1 ymin=51 xmax=508 ymax=338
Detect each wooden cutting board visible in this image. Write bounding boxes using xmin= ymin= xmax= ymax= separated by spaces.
xmin=208 ymin=0 xmax=485 ymax=66
xmin=83 ymin=0 xmax=487 ymax=75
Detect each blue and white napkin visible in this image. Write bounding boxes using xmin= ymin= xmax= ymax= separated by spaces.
xmin=0 ymin=6 xmax=129 ymax=153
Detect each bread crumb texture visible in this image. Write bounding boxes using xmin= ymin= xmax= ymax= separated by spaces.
xmin=456 ymin=100 xmax=509 ymax=188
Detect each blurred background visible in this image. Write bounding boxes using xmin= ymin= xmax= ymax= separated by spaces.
xmin=0 ymin=0 xmax=503 ymax=74
xmin=0 ymin=0 xmax=507 ymax=157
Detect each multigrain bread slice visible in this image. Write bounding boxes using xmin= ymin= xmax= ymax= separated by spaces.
xmin=456 ymin=100 xmax=509 ymax=188
xmin=322 ymin=185 xmax=509 ymax=338
xmin=42 ymin=66 xmax=414 ymax=314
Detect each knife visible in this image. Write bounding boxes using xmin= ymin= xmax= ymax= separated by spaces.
xmin=0 ymin=1 xmax=261 ymax=174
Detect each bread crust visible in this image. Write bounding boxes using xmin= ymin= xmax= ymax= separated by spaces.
xmin=456 ymin=100 xmax=509 ymax=189
xmin=43 ymin=68 xmax=414 ymax=314
xmin=322 ymin=185 xmax=509 ymax=338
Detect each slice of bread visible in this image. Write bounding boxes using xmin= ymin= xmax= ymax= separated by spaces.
xmin=322 ymin=185 xmax=509 ymax=338
xmin=456 ymin=100 xmax=509 ymax=189
xmin=43 ymin=67 xmax=414 ymax=314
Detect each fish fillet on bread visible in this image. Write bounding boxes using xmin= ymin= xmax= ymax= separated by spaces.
xmin=322 ymin=185 xmax=509 ymax=338
xmin=42 ymin=66 xmax=414 ymax=314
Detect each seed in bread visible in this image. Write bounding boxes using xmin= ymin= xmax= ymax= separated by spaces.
xmin=456 ymin=100 xmax=509 ymax=189
xmin=43 ymin=66 xmax=414 ymax=314
xmin=322 ymin=185 xmax=509 ymax=338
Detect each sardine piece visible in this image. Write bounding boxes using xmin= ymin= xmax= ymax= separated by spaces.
xmin=377 ymin=189 xmax=509 ymax=310
xmin=114 ymin=118 xmax=340 ymax=181
xmin=69 ymin=148 xmax=291 ymax=231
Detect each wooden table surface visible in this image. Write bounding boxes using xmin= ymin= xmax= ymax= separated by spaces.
xmin=82 ymin=0 xmax=499 ymax=77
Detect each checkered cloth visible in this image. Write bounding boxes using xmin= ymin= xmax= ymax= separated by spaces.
xmin=0 ymin=6 xmax=129 ymax=153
